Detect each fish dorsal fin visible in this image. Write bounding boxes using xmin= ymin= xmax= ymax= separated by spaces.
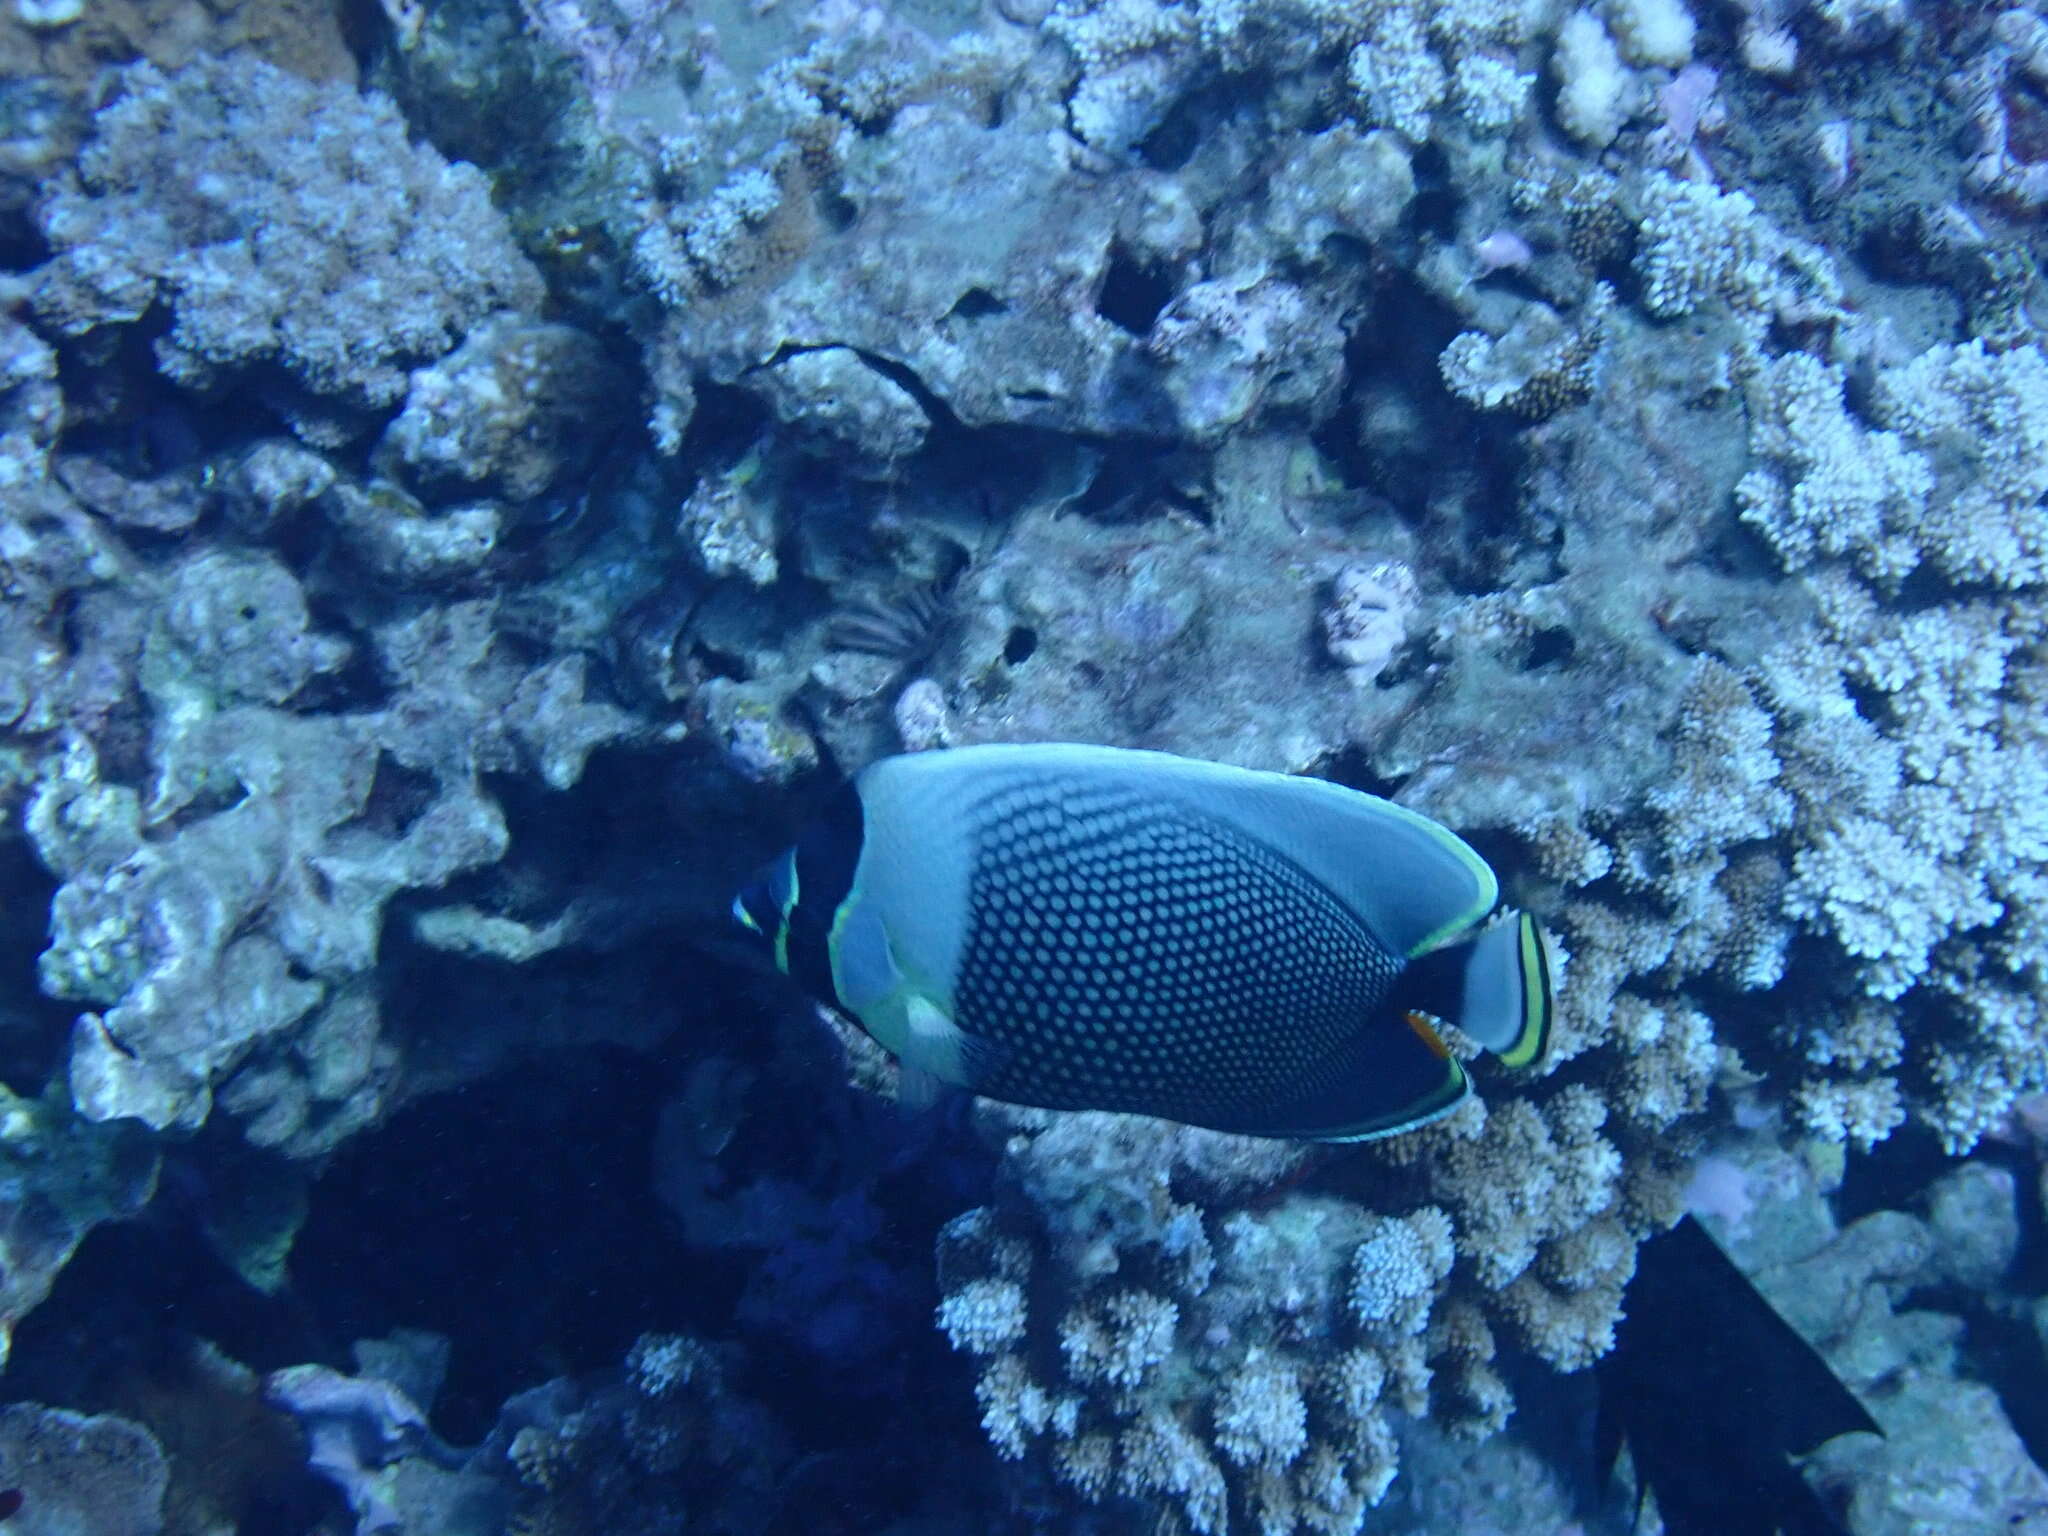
xmin=1178 ymin=767 xmax=1497 ymax=958
xmin=927 ymin=744 xmax=1498 ymax=958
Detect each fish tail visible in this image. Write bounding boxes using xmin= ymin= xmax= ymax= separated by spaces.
xmin=1405 ymin=909 xmax=1554 ymax=1069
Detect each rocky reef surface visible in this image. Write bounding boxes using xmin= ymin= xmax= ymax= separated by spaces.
xmin=0 ymin=0 xmax=2045 ymax=1531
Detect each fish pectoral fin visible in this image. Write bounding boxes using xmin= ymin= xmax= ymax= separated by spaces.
xmin=832 ymin=899 xmax=903 ymax=1013
xmin=903 ymin=992 xmax=1008 ymax=1091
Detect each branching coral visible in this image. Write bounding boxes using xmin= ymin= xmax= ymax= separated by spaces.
xmin=931 ymin=1064 xmax=1687 ymax=1534
xmin=1719 ymin=329 xmax=2048 ymax=1151
xmin=1633 ymin=172 xmax=1841 ymax=324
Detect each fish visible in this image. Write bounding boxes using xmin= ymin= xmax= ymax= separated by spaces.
xmin=731 ymin=743 xmax=1553 ymax=1140
xmin=1594 ymin=1214 xmax=1881 ymax=1534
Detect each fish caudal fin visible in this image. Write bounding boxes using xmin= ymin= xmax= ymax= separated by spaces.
xmin=1457 ymin=909 xmax=1554 ymax=1068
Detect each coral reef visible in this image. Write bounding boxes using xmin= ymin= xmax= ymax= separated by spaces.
xmin=1700 ymin=1138 xmax=2048 ymax=1536
xmin=1 ymin=0 xmax=2045 ymax=1528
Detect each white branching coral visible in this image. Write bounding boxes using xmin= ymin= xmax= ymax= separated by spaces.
xmin=1346 ymin=1208 xmax=1454 ymax=1337
xmin=1212 ymin=1354 xmax=1309 ymax=1470
xmin=1414 ymin=1089 xmax=1623 ymax=1301
xmin=1119 ymin=1409 xmax=1231 ymax=1536
xmin=1716 ymin=327 xmax=2048 ymax=1151
xmin=1551 ymin=11 xmax=1632 ymax=147
xmin=974 ymin=1352 xmax=1074 ymax=1460
xmin=1044 ymin=0 xmax=1200 ymax=152
xmin=937 ymin=1278 xmax=1031 ymax=1356
xmin=1868 ymin=340 xmax=2048 ymax=589
xmin=934 ymin=1118 xmax=1468 ymax=1532
xmin=1345 ymin=9 xmax=1448 ymax=143
xmin=1632 ymin=657 xmax=1794 ymax=893
xmin=1602 ymin=0 xmax=1694 ymax=66
xmin=1606 ymin=996 xmax=1715 ymax=1131
xmin=1439 ymin=287 xmax=1608 ymax=419
xmin=1794 ymin=1076 xmax=1908 ymax=1151
xmin=1451 ymin=51 xmax=1534 ymax=132
xmin=1733 ymin=349 xmax=1932 ymax=582
xmin=1633 ymin=174 xmax=1841 ymax=323
xmin=1059 ymin=1290 xmax=1181 ymax=1390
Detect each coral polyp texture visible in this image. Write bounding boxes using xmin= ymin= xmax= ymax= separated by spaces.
xmin=1 ymin=0 xmax=2045 ymax=1528
xmin=32 ymin=55 xmax=544 ymax=439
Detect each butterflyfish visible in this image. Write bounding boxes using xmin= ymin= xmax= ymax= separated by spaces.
xmin=732 ymin=743 xmax=1553 ymax=1141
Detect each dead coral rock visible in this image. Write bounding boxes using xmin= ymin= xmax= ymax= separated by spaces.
xmin=1148 ymin=274 xmax=1348 ymax=444
xmin=145 ymin=549 xmax=351 ymax=708
xmin=383 ymin=315 xmax=624 ymax=502
xmin=0 ymin=1402 xmax=169 ymax=1536
xmin=660 ymin=107 xmax=1168 ymax=439
xmin=324 ymin=482 xmax=502 ymax=586
xmin=745 ymin=345 xmax=931 ymax=474
xmin=0 ymin=1081 xmax=159 ymax=1370
xmin=54 ymin=454 xmax=205 ymax=534
xmin=0 ymin=314 xmax=61 ymax=486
